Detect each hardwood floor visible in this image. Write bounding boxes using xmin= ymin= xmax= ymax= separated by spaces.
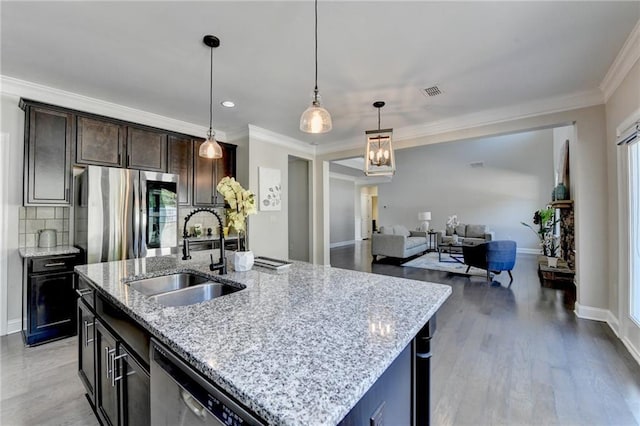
xmin=332 ymin=241 xmax=640 ymax=426
xmin=0 ymin=333 xmax=98 ymax=426
xmin=1 ymin=242 xmax=639 ymax=425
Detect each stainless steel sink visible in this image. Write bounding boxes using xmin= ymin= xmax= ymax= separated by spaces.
xmin=149 ymin=282 xmax=242 ymax=307
xmin=127 ymin=273 xmax=211 ymax=296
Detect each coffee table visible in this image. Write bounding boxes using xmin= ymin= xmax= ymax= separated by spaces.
xmin=438 ymin=243 xmax=465 ymax=263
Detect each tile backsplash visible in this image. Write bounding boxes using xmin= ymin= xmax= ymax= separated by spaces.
xmin=19 ymin=207 xmax=70 ymax=248
xmin=178 ymin=207 xmax=227 ymax=239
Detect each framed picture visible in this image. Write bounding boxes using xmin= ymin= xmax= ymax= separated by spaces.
xmin=259 ymin=167 xmax=282 ymax=211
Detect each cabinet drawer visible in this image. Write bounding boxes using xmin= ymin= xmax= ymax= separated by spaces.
xmin=76 ymin=275 xmax=95 ymax=309
xmin=31 ymin=254 xmax=81 ymax=273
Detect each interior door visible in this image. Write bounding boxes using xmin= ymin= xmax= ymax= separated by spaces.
xmin=361 ymin=194 xmax=372 ymax=239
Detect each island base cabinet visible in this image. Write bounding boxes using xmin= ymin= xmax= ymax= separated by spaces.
xmin=92 ymin=319 xmax=150 ymax=426
xmin=78 ymin=299 xmax=96 ymax=408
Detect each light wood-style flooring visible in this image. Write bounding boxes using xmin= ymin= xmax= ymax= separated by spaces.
xmin=332 ymin=241 xmax=640 ymax=425
xmin=1 ymin=242 xmax=639 ymax=425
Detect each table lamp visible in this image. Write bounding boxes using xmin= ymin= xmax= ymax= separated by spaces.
xmin=418 ymin=211 xmax=431 ymax=232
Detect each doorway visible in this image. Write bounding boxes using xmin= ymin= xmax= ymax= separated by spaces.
xmin=360 ymin=186 xmax=378 ymax=240
xmin=288 ymin=156 xmax=311 ymax=262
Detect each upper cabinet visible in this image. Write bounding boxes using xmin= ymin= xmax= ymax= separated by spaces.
xmin=21 ymin=101 xmax=73 ymax=206
xmin=76 ymin=115 xmax=125 ymax=167
xmin=126 ymin=127 xmax=167 ymax=172
xmin=193 ymin=140 xmax=237 ymax=206
xmin=20 ymin=99 xmax=236 ymax=207
xmin=167 ymin=136 xmax=193 ymax=206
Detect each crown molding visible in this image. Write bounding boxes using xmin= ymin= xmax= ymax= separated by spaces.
xmin=248 ymin=124 xmax=316 ymax=156
xmin=223 ymin=126 xmax=250 ymax=142
xmin=0 ymin=75 xmax=219 ymax=139
xmin=316 ymin=88 xmax=604 ymax=155
xmin=600 ymin=19 xmax=640 ymax=102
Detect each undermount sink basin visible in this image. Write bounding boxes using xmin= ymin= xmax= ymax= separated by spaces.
xmin=127 ymin=272 xmax=211 ymax=296
xmin=149 ymin=282 xmax=242 ymax=307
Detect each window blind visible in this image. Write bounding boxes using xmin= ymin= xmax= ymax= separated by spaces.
xmin=618 ymin=121 xmax=639 ymax=146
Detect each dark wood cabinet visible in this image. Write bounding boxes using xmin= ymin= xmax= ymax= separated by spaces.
xmin=23 ymin=253 xmax=81 ymax=346
xmin=96 ymin=320 xmax=119 ymax=426
xmin=126 ymin=127 xmax=167 ymax=172
xmin=78 ymin=281 xmax=150 ymax=426
xmin=168 ymin=136 xmax=193 ymax=206
xmin=76 ymin=116 xmax=126 ymax=167
xmin=193 ymin=140 xmax=237 ymax=206
xmin=22 ymin=103 xmax=73 ymax=206
xmin=78 ymin=299 xmax=96 ymax=408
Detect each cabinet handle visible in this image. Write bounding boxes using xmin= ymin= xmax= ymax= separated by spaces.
xmin=127 ymin=154 xmax=130 ymax=167
xmin=112 ymin=353 xmax=128 ymax=387
xmin=105 ymin=346 xmax=115 ymax=379
xmin=66 ymin=188 xmax=70 ymax=202
xmin=84 ymin=321 xmax=94 ymax=346
xmin=118 ymin=153 xmax=121 ymax=165
xmin=44 ymin=262 xmax=65 ymax=267
xmin=76 ymin=288 xmax=92 ymax=297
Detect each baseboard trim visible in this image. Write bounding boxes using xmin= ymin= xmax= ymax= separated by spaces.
xmin=621 ymin=335 xmax=640 ymax=366
xmin=330 ymin=240 xmax=356 ymax=249
xmin=6 ymin=318 xmax=22 ymax=335
xmin=607 ymin=311 xmax=621 ymax=337
xmin=574 ymin=303 xmax=610 ymax=322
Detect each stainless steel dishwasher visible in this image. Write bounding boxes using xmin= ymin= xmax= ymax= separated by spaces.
xmin=150 ymin=339 xmax=264 ymax=426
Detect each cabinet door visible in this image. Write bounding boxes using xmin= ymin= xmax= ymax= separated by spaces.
xmin=96 ymin=321 xmax=119 ymax=426
xmin=26 ymin=271 xmax=76 ymax=344
xmin=24 ymin=106 xmax=72 ymax=205
xmin=126 ymin=127 xmax=167 ymax=172
xmin=78 ymin=299 xmax=96 ymax=406
xmin=193 ymin=140 xmax=237 ymax=206
xmin=168 ymin=136 xmax=193 ymax=206
xmin=118 ymin=346 xmax=150 ymax=426
xmin=76 ymin=116 xmax=126 ymax=167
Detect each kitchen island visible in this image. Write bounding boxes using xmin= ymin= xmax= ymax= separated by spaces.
xmin=75 ymin=252 xmax=451 ymax=425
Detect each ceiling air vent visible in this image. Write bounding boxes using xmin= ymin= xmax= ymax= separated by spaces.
xmin=422 ymin=86 xmax=442 ymax=97
xmin=469 ymin=161 xmax=484 ymax=168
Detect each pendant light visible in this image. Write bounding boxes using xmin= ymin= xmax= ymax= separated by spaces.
xmin=299 ymin=0 xmax=332 ymax=134
xmin=364 ymin=101 xmax=395 ymax=176
xmin=199 ymin=35 xmax=223 ymax=159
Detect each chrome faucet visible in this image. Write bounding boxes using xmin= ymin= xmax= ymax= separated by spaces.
xmin=182 ymin=208 xmax=227 ymax=275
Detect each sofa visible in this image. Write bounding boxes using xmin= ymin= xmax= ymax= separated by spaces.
xmin=438 ymin=223 xmax=494 ymax=246
xmin=371 ymin=225 xmax=429 ymax=261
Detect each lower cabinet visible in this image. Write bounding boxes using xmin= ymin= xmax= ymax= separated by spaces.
xmin=77 ymin=284 xmax=150 ymax=426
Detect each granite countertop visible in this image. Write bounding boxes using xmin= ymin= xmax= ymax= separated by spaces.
xmin=75 ymin=252 xmax=451 ymax=426
xmin=19 ymin=245 xmax=80 ymax=258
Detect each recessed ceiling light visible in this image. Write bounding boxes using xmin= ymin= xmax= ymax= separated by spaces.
xmin=221 ymin=101 xmax=235 ymax=108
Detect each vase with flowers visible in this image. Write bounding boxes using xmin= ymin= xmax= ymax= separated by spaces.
xmin=216 ymin=177 xmax=257 ymax=271
xmin=447 ymin=215 xmax=460 ymax=244
xmin=521 ymin=207 xmax=558 ymax=260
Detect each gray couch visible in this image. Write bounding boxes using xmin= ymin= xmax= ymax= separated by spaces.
xmin=438 ymin=223 xmax=494 ymax=246
xmin=371 ymin=225 xmax=429 ymax=261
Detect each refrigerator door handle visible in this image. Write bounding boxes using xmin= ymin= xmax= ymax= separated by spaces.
xmin=131 ymin=170 xmax=141 ymax=259
xmin=138 ymin=171 xmax=148 ymax=258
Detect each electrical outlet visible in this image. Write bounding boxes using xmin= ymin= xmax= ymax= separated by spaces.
xmin=370 ymin=401 xmax=385 ymax=426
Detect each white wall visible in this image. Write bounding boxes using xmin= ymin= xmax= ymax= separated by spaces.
xmin=605 ymin=56 xmax=640 ymax=361
xmin=329 ymin=177 xmax=355 ymax=246
xmin=247 ymin=126 xmax=314 ymax=260
xmin=0 ymin=94 xmax=25 ymax=333
xmin=376 ymin=129 xmax=554 ymax=251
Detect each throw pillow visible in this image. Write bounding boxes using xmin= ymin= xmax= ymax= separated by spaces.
xmin=455 ymin=224 xmax=466 ymax=237
xmin=466 ymin=224 xmax=487 ymax=238
xmin=393 ymin=225 xmax=411 ymax=237
xmin=445 ymin=226 xmax=454 ymax=236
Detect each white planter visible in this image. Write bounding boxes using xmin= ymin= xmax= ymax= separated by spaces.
xmin=451 ymin=234 xmax=459 ymax=244
xmin=233 ymin=251 xmax=254 ymax=272
xmin=547 ymin=256 xmax=558 ymax=268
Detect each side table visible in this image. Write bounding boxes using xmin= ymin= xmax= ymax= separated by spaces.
xmin=537 ymin=256 xmax=576 ymax=309
xmin=427 ymin=232 xmax=438 ymax=252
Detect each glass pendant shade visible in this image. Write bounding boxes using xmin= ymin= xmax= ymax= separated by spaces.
xmin=300 ymin=97 xmax=332 ymax=134
xmin=364 ymin=129 xmax=395 ymax=176
xmin=199 ymin=131 xmax=223 ymax=159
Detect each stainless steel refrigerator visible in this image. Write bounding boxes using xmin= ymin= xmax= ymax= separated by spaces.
xmin=75 ymin=166 xmax=178 ymax=263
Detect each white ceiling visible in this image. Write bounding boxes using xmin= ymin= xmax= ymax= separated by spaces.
xmin=2 ymin=1 xmax=638 ymax=148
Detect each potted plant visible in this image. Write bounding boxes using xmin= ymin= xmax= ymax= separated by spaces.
xmin=521 ymin=207 xmax=559 ymax=265
xmin=216 ymin=177 xmax=257 ymax=271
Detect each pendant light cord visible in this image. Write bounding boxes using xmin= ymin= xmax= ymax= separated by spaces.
xmin=314 ymin=0 xmax=318 ymax=96
xmin=377 ymin=107 xmax=381 ymax=130
xmin=209 ymin=45 xmax=214 ymax=133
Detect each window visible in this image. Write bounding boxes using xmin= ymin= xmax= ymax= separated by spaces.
xmin=622 ymin=122 xmax=640 ymax=323
xmin=630 ymin=141 xmax=640 ymax=324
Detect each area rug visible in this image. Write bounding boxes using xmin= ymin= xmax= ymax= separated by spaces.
xmin=401 ymin=252 xmax=490 ymax=278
